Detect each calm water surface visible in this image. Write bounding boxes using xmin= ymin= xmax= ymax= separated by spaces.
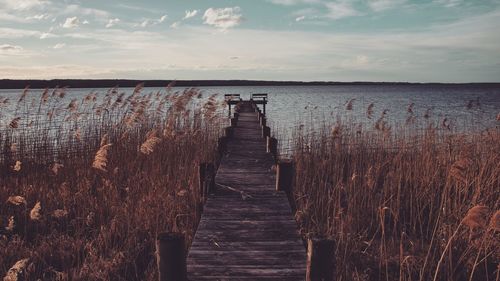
xmin=1 ymin=84 xmax=499 ymax=135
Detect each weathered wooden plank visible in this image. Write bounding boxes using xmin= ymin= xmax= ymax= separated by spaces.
xmin=187 ymin=102 xmax=306 ymax=280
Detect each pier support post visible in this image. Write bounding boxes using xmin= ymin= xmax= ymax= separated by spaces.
xmin=198 ymin=162 xmax=207 ymax=201
xmin=276 ymin=159 xmax=294 ymax=192
xmin=217 ymin=136 xmax=227 ymax=158
xmin=230 ymin=117 xmax=237 ymax=127
xmin=260 ymin=117 xmax=266 ymax=127
xmin=225 ymin=127 xmax=233 ymax=138
xmin=197 ymin=162 xmax=215 ymax=199
xmin=262 ymin=126 xmax=270 ymax=139
xmin=266 ymin=136 xmax=278 ymax=158
xmin=156 ymin=232 xmax=187 ymax=281
xmin=306 ymin=238 xmax=336 ymax=281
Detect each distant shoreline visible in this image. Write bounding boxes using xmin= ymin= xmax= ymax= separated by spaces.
xmin=1 ymin=79 xmax=499 ymax=89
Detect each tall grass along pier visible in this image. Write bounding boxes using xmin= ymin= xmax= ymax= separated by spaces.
xmin=155 ymin=96 xmax=335 ymax=280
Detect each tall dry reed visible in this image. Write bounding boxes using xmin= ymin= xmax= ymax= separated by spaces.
xmin=290 ymin=104 xmax=499 ymax=281
xmin=0 ymin=85 xmax=225 ymax=280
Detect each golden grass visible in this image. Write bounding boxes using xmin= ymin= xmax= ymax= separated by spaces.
xmin=290 ymin=108 xmax=499 ymax=281
xmin=0 ymin=85 xmax=223 ymax=280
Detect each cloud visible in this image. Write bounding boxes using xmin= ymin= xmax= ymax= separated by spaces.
xmin=62 ymin=16 xmax=79 ymax=28
xmin=170 ymin=21 xmax=181 ymax=29
xmin=0 ymin=0 xmax=50 ymax=11
xmin=267 ymin=0 xmax=320 ymax=5
xmin=0 ymin=27 xmax=42 ymax=38
xmin=324 ymin=1 xmax=360 ymax=20
xmin=295 ymin=15 xmax=306 ymax=21
xmin=203 ymin=7 xmax=243 ymax=30
xmin=62 ymin=4 xmax=109 ymax=19
xmin=106 ymin=18 xmax=120 ymax=28
xmin=368 ymin=0 xmax=407 ymax=12
xmin=136 ymin=15 xmax=168 ymax=27
xmin=26 ymin=13 xmax=50 ymax=20
xmin=53 ymin=43 xmax=65 ymax=49
xmin=40 ymin=32 xmax=56 ymax=39
xmin=0 ymin=44 xmax=22 ymax=51
xmin=184 ymin=10 xmax=198 ymax=20
xmin=435 ymin=0 xmax=462 ymax=8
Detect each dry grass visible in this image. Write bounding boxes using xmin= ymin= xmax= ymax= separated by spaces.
xmin=0 ymin=85 xmax=224 ymax=280
xmin=290 ymin=105 xmax=499 ymax=281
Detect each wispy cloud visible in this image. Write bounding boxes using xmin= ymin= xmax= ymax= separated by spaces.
xmin=267 ymin=0 xmax=321 ymax=5
xmin=0 ymin=0 xmax=50 ymax=11
xmin=62 ymin=4 xmax=109 ymax=19
xmin=39 ymin=32 xmax=56 ymax=39
xmin=0 ymin=27 xmax=42 ymax=38
xmin=435 ymin=0 xmax=462 ymax=8
xmin=53 ymin=43 xmax=65 ymax=49
xmin=324 ymin=1 xmax=360 ymax=20
xmin=62 ymin=16 xmax=79 ymax=28
xmin=26 ymin=13 xmax=51 ymax=20
xmin=0 ymin=44 xmax=22 ymax=51
xmin=295 ymin=15 xmax=306 ymax=21
xmin=368 ymin=0 xmax=407 ymax=12
xmin=106 ymin=18 xmax=120 ymax=28
xmin=136 ymin=14 xmax=167 ymax=27
xmin=184 ymin=10 xmax=199 ymax=20
xmin=203 ymin=7 xmax=243 ymax=30
xmin=170 ymin=21 xmax=181 ymax=29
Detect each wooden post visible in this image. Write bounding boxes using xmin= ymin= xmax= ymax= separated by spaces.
xmin=262 ymin=126 xmax=270 ymax=139
xmin=260 ymin=117 xmax=266 ymax=127
xmin=306 ymin=238 xmax=336 ymax=281
xmin=198 ymin=163 xmax=207 ymax=200
xmin=225 ymin=127 xmax=233 ymax=138
xmin=230 ymin=118 xmax=237 ymax=127
xmin=276 ymin=160 xmax=294 ymax=192
xmin=156 ymin=232 xmax=187 ymax=281
xmin=234 ymin=112 xmax=239 ymax=119
xmin=266 ymin=136 xmax=277 ymax=157
xmin=206 ymin=162 xmax=216 ymax=194
xmin=217 ymin=136 xmax=227 ymax=158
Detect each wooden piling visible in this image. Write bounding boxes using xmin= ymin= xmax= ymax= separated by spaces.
xmin=262 ymin=126 xmax=270 ymax=139
xmin=225 ymin=127 xmax=233 ymax=138
xmin=266 ymin=136 xmax=278 ymax=158
xmin=206 ymin=162 xmax=215 ymax=194
xmin=217 ymin=136 xmax=227 ymax=158
xmin=276 ymin=160 xmax=294 ymax=192
xmin=306 ymin=238 xmax=336 ymax=281
xmin=260 ymin=117 xmax=266 ymax=127
xmin=198 ymin=163 xmax=207 ymax=200
xmin=230 ymin=117 xmax=237 ymax=127
xmin=258 ymin=112 xmax=264 ymax=121
xmin=156 ymin=232 xmax=187 ymax=281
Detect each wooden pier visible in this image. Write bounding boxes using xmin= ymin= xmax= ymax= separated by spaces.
xmin=186 ymin=99 xmax=307 ymax=280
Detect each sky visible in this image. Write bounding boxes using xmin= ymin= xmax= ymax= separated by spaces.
xmin=0 ymin=0 xmax=499 ymax=82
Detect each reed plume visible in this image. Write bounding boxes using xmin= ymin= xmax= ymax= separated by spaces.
xmin=7 ymin=196 xmax=26 ymax=206
xmin=462 ymin=205 xmax=489 ymax=230
xmin=30 ymin=201 xmax=42 ymax=221
xmin=140 ymin=130 xmax=162 ymax=155
xmin=92 ymin=143 xmax=112 ymax=172
xmin=3 ymin=258 xmax=30 ymax=281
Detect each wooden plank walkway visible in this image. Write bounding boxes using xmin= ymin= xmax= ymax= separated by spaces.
xmin=187 ymin=102 xmax=307 ymax=280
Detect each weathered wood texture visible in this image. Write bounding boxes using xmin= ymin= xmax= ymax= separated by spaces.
xmin=187 ymin=102 xmax=306 ymax=280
